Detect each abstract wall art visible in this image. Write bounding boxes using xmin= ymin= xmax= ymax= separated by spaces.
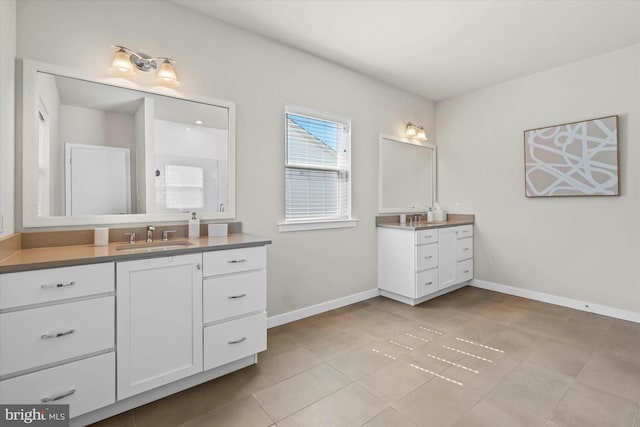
xmin=524 ymin=115 xmax=619 ymax=197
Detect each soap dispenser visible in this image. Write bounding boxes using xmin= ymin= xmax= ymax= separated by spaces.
xmin=188 ymin=212 xmax=200 ymax=239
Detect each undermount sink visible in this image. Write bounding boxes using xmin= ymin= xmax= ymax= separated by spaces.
xmin=115 ymin=240 xmax=194 ymax=253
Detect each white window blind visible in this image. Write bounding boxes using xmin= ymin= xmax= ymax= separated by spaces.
xmin=164 ymin=164 xmax=204 ymax=209
xmin=37 ymin=108 xmax=50 ymax=217
xmin=285 ymin=106 xmax=351 ymax=222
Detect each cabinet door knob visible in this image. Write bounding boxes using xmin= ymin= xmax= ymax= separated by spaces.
xmin=196 ymin=263 xmax=201 ymax=270
xmin=228 ymin=337 xmax=247 ymax=344
xmin=41 ymin=329 xmax=76 ymax=339
xmin=41 ymin=281 xmax=75 ymax=289
xmin=41 ymin=389 xmax=76 ymax=402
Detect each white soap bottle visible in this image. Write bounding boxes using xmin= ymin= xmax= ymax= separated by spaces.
xmin=188 ymin=212 xmax=200 ymax=239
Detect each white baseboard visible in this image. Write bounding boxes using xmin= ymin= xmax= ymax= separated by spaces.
xmin=267 ymin=288 xmax=380 ymax=328
xmin=471 ymin=279 xmax=640 ymax=323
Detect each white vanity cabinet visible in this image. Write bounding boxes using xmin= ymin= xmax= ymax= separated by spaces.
xmin=0 ymin=237 xmax=270 ymax=425
xmin=378 ymin=224 xmax=474 ymax=305
xmin=116 ymin=253 xmax=203 ymax=399
xmin=0 ymin=263 xmax=116 ymax=418
xmin=438 ymin=225 xmax=474 ymax=289
xmin=202 ymin=246 xmax=267 ymax=371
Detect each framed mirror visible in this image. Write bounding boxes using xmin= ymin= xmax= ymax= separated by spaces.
xmin=378 ymin=134 xmax=436 ymax=213
xmin=21 ymin=59 xmax=235 ymax=227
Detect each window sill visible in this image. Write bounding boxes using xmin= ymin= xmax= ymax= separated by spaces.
xmin=278 ymin=218 xmax=359 ymax=233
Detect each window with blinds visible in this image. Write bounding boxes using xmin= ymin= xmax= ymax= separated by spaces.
xmin=164 ymin=164 xmax=204 ymax=209
xmin=285 ymin=105 xmax=351 ymax=222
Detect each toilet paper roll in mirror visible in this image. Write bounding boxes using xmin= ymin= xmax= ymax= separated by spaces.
xmin=94 ymin=228 xmax=109 ymax=246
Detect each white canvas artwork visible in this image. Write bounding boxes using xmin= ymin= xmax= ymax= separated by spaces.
xmin=524 ymin=115 xmax=619 ymax=197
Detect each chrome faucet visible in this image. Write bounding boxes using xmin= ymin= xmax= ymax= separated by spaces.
xmin=162 ymin=230 xmax=176 ymax=241
xmin=124 ymin=232 xmax=136 ymax=244
xmin=146 ymin=226 xmax=155 ymax=243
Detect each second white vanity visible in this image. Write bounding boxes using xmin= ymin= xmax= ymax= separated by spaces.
xmin=377 ymin=215 xmax=474 ymax=305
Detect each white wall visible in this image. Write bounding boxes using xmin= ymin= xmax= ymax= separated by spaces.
xmin=60 ymin=106 xmax=135 ymax=149
xmin=16 ymin=0 xmax=435 ymax=316
xmin=36 ymin=73 xmax=63 ymax=216
xmin=437 ymin=44 xmax=640 ymax=313
xmin=0 ymin=0 xmax=16 ymax=237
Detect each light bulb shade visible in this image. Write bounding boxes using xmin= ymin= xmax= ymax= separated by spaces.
xmin=110 ymin=50 xmax=136 ymax=78
xmin=405 ymin=122 xmax=417 ymax=137
xmin=156 ymin=60 xmax=180 ymax=88
xmin=416 ymin=126 xmax=427 ymax=141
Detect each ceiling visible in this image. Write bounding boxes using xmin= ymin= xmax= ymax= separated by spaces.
xmin=173 ymin=0 xmax=640 ymax=101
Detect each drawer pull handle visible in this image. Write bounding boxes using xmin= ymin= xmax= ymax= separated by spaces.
xmin=41 ymin=281 xmax=76 ymax=289
xmin=228 ymin=293 xmax=247 ymax=299
xmin=425 ymin=281 xmax=433 ymax=285
xmin=41 ymin=329 xmax=76 ymax=339
xmin=228 ymin=259 xmax=247 ymax=264
xmin=424 ymin=256 xmax=433 ymax=259
xmin=41 ymin=389 xmax=76 ymax=402
xmin=462 ymin=270 xmax=470 ymax=274
xmin=423 ymin=236 xmax=432 ymax=239
xmin=462 ymin=248 xmax=470 ymax=251
xmin=228 ymin=337 xmax=247 ymax=344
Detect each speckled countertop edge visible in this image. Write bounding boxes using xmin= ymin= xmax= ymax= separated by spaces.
xmin=377 ymin=218 xmax=474 ymax=231
xmin=0 ymin=233 xmax=272 ymax=273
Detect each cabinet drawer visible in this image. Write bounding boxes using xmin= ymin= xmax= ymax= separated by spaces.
xmin=203 ymin=270 xmax=266 ymax=325
xmin=415 ymin=229 xmax=438 ymax=245
xmin=416 ymin=269 xmax=438 ymax=298
xmin=457 ymin=259 xmax=474 ymax=283
xmin=457 ymin=225 xmax=473 ymax=239
xmin=0 ymin=352 xmax=115 ymax=418
xmin=0 ymin=297 xmax=114 ymax=376
xmin=203 ymin=246 xmax=266 ymax=277
xmin=0 ymin=263 xmax=114 ymax=310
xmin=456 ymin=238 xmax=473 ymax=261
xmin=416 ymin=244 xmax=438 ymax=272
xmin=204 ymin=312 xmax=266 ymax=371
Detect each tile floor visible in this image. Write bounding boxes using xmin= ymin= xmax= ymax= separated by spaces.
xmin=92 ymin=286 xmax=640 ymax=426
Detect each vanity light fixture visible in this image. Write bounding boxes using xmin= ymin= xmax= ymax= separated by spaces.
xmin=405 ymin=122 xmax=428 ymax=141
xmin=110 ymin=45 xmax=180 ymax=88
xmin=416 ymin=126 xmax=428 ymax=141
xmin=405 ymin=122 xmax=417 ymax=137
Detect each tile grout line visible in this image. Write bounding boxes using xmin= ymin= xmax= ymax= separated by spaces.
xmin=251 ymin=393 xmax=277 ymax=426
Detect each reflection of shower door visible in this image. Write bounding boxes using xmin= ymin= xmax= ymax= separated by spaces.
xmin=65 ymin=144 xmax=131 ymax=216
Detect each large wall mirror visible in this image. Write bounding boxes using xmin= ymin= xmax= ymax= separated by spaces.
xmin=22 ymin=59 xmax=235 ymax=227
xmin=378 ymin=134 xmax=436 ymax=213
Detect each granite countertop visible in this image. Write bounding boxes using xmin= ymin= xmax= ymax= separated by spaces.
xmin=377 ymin=217 xmax=474 ymax=231
xmin=0 ymin=233 xmax=272 ymax=273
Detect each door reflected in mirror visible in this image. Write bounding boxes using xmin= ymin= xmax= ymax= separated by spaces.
xmin=36 ymin=73 xmax=229 ymax=217
xmin=23 ymin=59 xmax=235 ymax=227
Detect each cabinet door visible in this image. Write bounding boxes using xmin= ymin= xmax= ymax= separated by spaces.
xmin=438 ymin=227 xmax=457 ymax=289
xmin=116 ymin=254 xmax=203 ymax=400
